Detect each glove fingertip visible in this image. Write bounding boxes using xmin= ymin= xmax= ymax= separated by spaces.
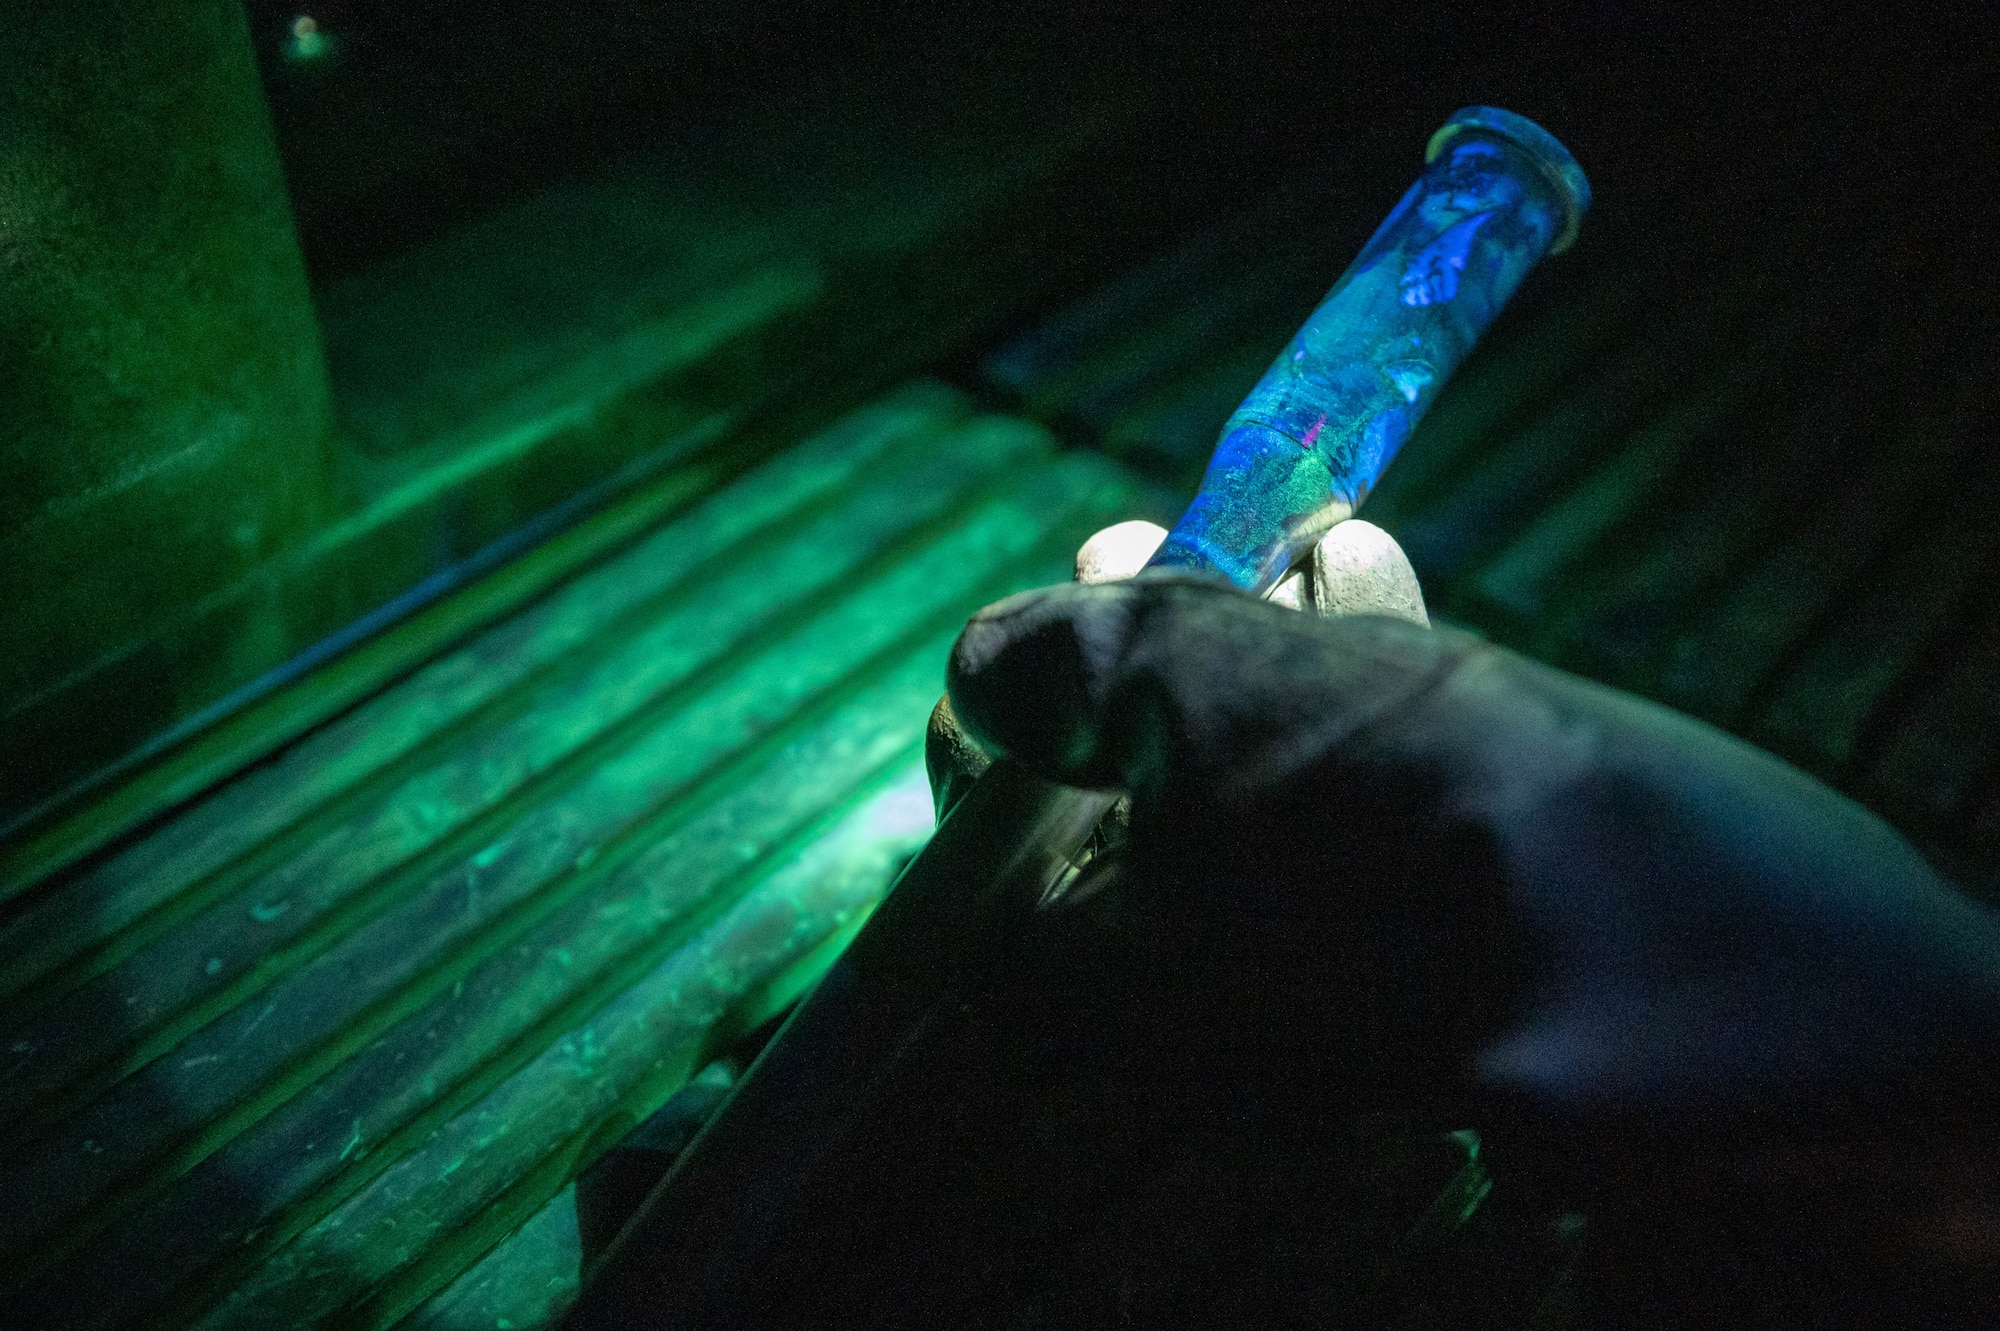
xmin=1076 ymin=519 xmax=1168 ymax=585
xmin=948 ymin=582 xmax=1130 ymax=787
xmin=1311 ymin=520 xmax=1429 ymax=625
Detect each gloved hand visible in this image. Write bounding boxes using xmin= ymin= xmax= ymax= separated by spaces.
xmin=930 ymin=520 xmax=2000 ymax=1321
xmin=941 ymin=540 xmax=2000 ymax=1153
xmin=926 ymin=516 xmax=1429 ymax=822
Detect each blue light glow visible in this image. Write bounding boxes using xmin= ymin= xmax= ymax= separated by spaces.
xmin=1147 ymin=107 xmax=1589 ymax=592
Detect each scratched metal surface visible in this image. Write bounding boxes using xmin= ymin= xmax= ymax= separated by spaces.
xmin=0 ymin=381 xmax=1146 ymax=1329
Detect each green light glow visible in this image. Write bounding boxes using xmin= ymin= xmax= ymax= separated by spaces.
xmin=284 ymin=16 xmax=331 ymax=63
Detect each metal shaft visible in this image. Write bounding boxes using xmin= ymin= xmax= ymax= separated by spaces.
xmin=1151 ymin=106 xmax=1589 ymax=591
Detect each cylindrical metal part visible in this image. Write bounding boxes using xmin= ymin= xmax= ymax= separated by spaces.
xmin=1150 ymin=106 xmax=1588 ymax=590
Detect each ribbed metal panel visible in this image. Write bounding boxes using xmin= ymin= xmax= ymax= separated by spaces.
xmin=0 ymin=384 xmax=1147 ymax=1328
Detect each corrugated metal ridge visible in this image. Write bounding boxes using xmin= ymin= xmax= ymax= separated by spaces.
xmin=0 ymin=387 xmax=1152 ymax=1328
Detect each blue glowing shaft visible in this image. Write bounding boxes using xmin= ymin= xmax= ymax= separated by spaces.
xmin=1148 ymin=106 xmax=1590 ymax=592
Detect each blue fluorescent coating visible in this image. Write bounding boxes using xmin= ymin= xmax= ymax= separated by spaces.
xmin=1148 ymin=107 xmax=1589 ymax=592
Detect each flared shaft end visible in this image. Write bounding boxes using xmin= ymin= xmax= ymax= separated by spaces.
xmin=1428 ymin=106 xmax=1591 ymax=253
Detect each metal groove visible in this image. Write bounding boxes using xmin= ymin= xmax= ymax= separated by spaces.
xmin=0 ymin=413 xmax=1028 ymax=1144
xmin=0 ymin=447 xmax=1100 ymax=1278
xmin=0 ymin=394 xmax=973 ymax=1019
xmin=137 ymin=519 xmax=1117 ymax=1331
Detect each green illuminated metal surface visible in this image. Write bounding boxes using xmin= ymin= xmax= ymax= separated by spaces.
xmin=0 ymin=384 xmax=1149 ymax=1328
xmin=410 ymin=1182 xmax=584 ymax=1331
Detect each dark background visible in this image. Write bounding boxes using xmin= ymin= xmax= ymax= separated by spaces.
xmin=254 ymin=1 xmax=1984 ymax=293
